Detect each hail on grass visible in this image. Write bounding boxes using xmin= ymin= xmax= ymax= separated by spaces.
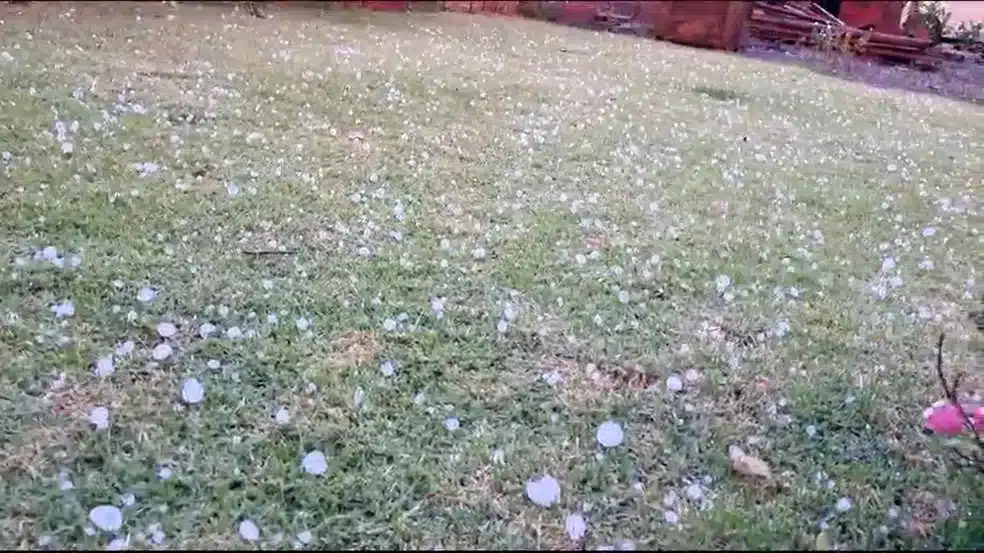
xmin=525 ymin=475 xmax=561 ymax=507
xmin=89 ymin=505 xmax=123 ymax=533
xmin=301 ymin=450 xmax=328 ymax=476
xmin=596 ymin=420 xmax=624 ymax=448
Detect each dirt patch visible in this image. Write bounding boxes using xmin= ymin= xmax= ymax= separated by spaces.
xmin=327 ymin=330 xmax=380 ymax=369
xmin=742 ymin=39 xmax=984 ymax=106
xmin=539 ymin=354 xmax=666 ymax=408
xmin=906 ymin=489 xmax=958 ymax=537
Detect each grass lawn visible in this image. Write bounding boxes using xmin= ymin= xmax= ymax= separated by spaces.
xmin=1 ymin=1 xmax=983 ymax=549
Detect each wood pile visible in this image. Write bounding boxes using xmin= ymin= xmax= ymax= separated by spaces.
xmin=747 ymin=1 xmax=945 ymax=69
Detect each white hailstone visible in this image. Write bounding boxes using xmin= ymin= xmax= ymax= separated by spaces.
xmin=922 ymin=227 xmax=936 ymax=237
xmin=430 ymin=297 xmax=445 ymax=318
xmin=444 ymin=416 xmax=460 ymax=432
xmin=206 ymin=359 xmax=221 ymax=370
xmin=39 ymin=246 xmax=59 ymax=261
xmin=157 ymin=467 xmax=173 ymax=480
xmin=663 ymin=490 xmax=678 ymax=508
xmin=51 ymin=300 xmax=75 ymax=318
xmin=525 ymin=475 xmax=560 ymax=507
xmin=51 ymin=373 xmax=67 ymax=390
xmin=151 ymin=343 xmax=173 ymax=361
xmin=267 ymin=313 xmax=278 ymax=324
xmin=596 ymin=420 xmax=624 ymax=448
xmin=295 ymin=317 xmax=310 ymax=331
xmin=617 ymin=290 xmax=630 ymax=304
xmin=382 ymin=318 xmax=397 ymax=332
xmin=296 ymin=531 xmax=313 ymax=545
xmin=666 ymin=375 xmax=683 ymax=393
xmin=664 ymin=510 xmax=679 ymax=525
xmin=774 ymin=319 xmax=791 ymax=338
xmin=120 ymin=493 xmax=135 ymax=507
xmin=238 ymin=520 xmax=260 ymax=542
xmin=226 ymin=182 xmax=240 ymax=196
xmin=881 ymin=257 xmax=896 ymax=272
xmin=565 ymin=513 xmax=587 ymax=540
xmin=491 ymin=448 xmax=505 ymax=465
xmin=156 ymin=322 xmax=177 ymax=338
xmin=225 ymin=326 xmax=243 ymax=339
xmin=147 ymin=523 xmax=165 ymax=545
xmin=715 ymin=274 xmax=732 ymax=293
xmin=105 ymin=536 xmax=129 ymax=550
xmin=301 ymin=450 xmax=328 ymax=476
xmin=181 ymin=378 xmax=204 ymax=404
xmin=806 ymin=425 xmax=818 ymax=439
xmin=94 ymin=357 xmax=115 ymax=378
xmin=684 ymin=483 xmax=703 ymax=501
xmin=380 ymin=360 xmax=397 ymax=377
xmin=89 ymin=406 xmax=110 ymax=430
xmin=354 ymin=387 xmax=365 ymax=409
xmin=274 ymin=407 xmax=290 ymax=425
xmin=61 ymin=141 xmax=74 ymax=155
xmin=496 ymin=319 xmax=509 ymax=333
xmin=89 ymin=505 xmax=124 ymax=533
xmin=502 ymin=302 xmax=518 ymax=321
xmin=835 ymin=497 xmax=852 ymax=513
xmin=198 ymin=323 xmax=216 ymax=339
xmin=136 ymin=287 xmax=157 ymax=303
xmin=472 ymin=247 xmax=487 ymax=260
xmin=58 ymin=471 xmax=74 ymax=490
xmin=542 ymin=371 xmax=563 ymax=385
xmin=115 ymin=340 xmax=135 ymax=357
xmin=684 ymin=369 xmax=701 ymax=383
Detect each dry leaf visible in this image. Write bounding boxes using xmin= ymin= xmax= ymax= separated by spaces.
xmin=728 ymin=445 xmax=773 ymax=481
xmin=908 ymin=517 xmax=933 ymax=538
xmin=814 ymin=531 xmax=831 ymax=551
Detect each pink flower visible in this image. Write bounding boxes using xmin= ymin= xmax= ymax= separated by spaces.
xmin=923 ymin=401 xmax=984 ymax=436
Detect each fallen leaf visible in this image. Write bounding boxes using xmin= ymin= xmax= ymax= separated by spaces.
xmin=908 ymin=517 xmax=933 ymax=537
xmin=728 ymin=445 xmax=773 ymax=481
xmin=814 ymin=531 xmax=831 ymax=551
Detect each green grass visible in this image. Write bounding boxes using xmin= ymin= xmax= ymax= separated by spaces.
xmin=1 ymin=1 xmax=983 ymax=549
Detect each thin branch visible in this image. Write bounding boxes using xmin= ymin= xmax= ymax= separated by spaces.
xmin=242 ymin=248 xmax=297 ymax=256
xmin=934 ymin=332 xmax=984 ymax=472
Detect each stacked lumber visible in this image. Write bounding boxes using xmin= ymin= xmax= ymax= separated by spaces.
xmin=747 ymin=1 xmax=945 ymax=69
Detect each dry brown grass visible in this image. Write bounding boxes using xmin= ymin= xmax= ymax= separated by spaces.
xmin=326 ymin=330 xmax=380 ymax=369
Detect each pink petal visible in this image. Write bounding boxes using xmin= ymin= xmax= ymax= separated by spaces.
xmin=924 ymin=403 xmax=984 ymax=436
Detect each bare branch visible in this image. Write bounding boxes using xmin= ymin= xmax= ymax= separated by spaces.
xmin=933 ymin=332 xmax=984 ymax=472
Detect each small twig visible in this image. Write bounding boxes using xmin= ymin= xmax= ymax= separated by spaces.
xmin=136 ymin=70 xmax=195 ymax=80
xmin=242 ymin=248 xmax=297 ymax=256
xmin=934 ymin=332 xmax=984 ymax=471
